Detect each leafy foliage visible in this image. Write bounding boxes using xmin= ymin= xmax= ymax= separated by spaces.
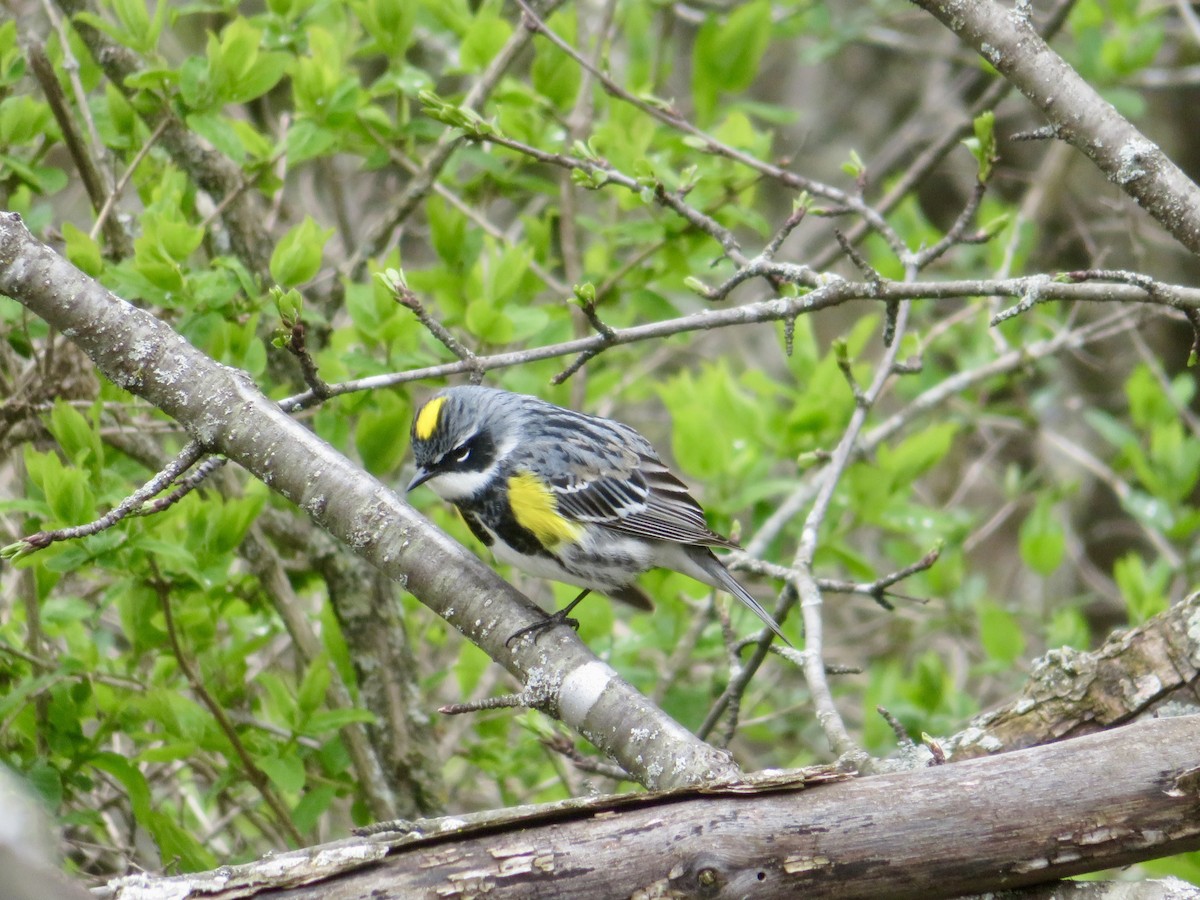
xmin=0 ymin=0 xmax=1197 ymax=888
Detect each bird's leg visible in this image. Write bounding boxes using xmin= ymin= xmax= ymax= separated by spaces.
xmin=505 ymin=588 xmax=591 ymax=646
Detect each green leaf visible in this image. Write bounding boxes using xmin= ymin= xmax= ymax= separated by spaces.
xmin=485 ymin=243 xmax=532 ymax=303
xmin=978 ymin=601 xmax=1026 ymax=665
xmin=0 ymin=95 xmax=56 ymax=145
xmin=286 ymin=119 xmax=339 ymax=165
xmin=25 ymin=445 xmax=93 ymax=524
xmin=1018 ymin=496 xmax=1065 ymax=575
xmin=270 ymin=216 xmax=333 ymax=287
xmin=0 ymin=672 xmax=62 ymax=724
xmin=427 ymin=195 xmax=481 ymax=269
xmin=186 ymin=112 xmax=249 ymax=162
xmin=179 ymin=55 xmax=215 ymax=110
xmin=147 ymin=810 xmax=216 ymax=871
xmin=157 ymin=217 xmax=205 ymax=262
xmin=297 ymin=655 xmax=331 ymax=719
xmin=455 ymin=641 xmax=490 ymax=697
xmin=1125 ymin=364 xmax=1170 ymax=429
xmin=692 ymin=0 xmax=772 ymax=122
xmin=464 ymin=297 xmax=515 ymax=343
xmin=909 ymin=651 xmax=948 ymax=713
xmin=138 ymin=741 xmax=200 ymax=764
xmin=354 ymin=391 xmax=412 ymax=474
xmin=110 ymin=0 xmax=152 ymax=52
xmin=292 ymin=784 xmax=337 ymax=834
xmin=876 ymin=422 xmax=958 ymax=486
xmin=0 ymin=152 xmax=68 ymax=194
xmin=1113 ymin=552 xmax=1170 ymax=625
xmin=460 ymin=3 xmax=514 ymax=70
xmin=963 ymin=110 xmax=996 ymax=181
xmin=257 ymin=753 xmax=306 ymax=794
xmin=355 ymin=0 xmax=417 ymax=57
xmin=531 ymin=10 xmax=581 ymax=109
xmin=207 ymin=20 xmax=290 ymax=105
xmin=302 ymin=708 xmax=376 ymax=732
xmin=203 ymin=491 xmax=266 ymax=556
xmin=840 ymin=148 xmax=865 ymax=180
xmin=1045 ymin=606 xmax=1091 ymax=650
xmin=225 ymin=51 xmax=291 ymax=106
xmin=46 ymin=400 xmax=102 ymax=471
xmin=210 ymin=19 xmax=257 ymax=88
xmin=62 ymin=222 xmax=103 ymax=276
xmin=91 ymin=752 xmax=153 ymax=821
xmin=25 ymin=762 xmax=63 ymax=808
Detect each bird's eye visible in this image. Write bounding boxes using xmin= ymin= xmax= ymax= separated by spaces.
xmin=454 ymin=444 xmax=471 ymax=463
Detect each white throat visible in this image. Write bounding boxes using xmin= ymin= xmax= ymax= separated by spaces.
xmin=424 ymin=466 xmax=496 ymax=502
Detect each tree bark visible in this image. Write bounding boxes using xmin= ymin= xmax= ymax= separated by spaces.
xmin=949 ymin=591 xmax=1200 ymax=759
xmin=95 ymin=715 xmax=1200 ymax=899
xmin=912 ymin=0 xmax=1200 ymax=256
xmin=0 ymin=211 xmax=736 ymax=790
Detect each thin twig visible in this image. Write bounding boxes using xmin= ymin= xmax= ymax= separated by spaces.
xmin=541 ymin=734 xmax=631 ymax=782
xmin=440 ymin=692 xmax=534 ymax=715
xmin=913 ymin=180 xmax=990 ymax=269
xmin=389 ymin=281 xmax=483 ymax=383
xmin=464 ymin=126 xmax=752 ymax=268
xmin=4 ymin=442 xmax=207 ymax=557
xmin=349 ymin=0 xmax=566 ymax=275
xmin=731 ymin=548 xmax=941 ymax=611
xmin=876 ymin=705 xmax=915 ymax=748
xmin=150 ymin=561 xmax=304 ymax=845
xmin=807 ymin=0 xmax=1079 ymax=272
xmin=513 ymin=0 xmax=908 ymax=258
xmin=283 ymin=321 xmax=332 ymax=399
xmin=25 ymin=40 xmax=132 ymax=257
xmin=280 ymin=275 xmax=1200 ymax=412
xmin=699 ymin=287 xmax=916 ymax=758
xmin=90 ymin=118 xmax=170 ymax=244
xmin=137 ymin=456 xmax=228 ymax=515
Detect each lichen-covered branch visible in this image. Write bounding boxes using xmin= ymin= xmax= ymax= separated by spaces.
xmin=0 ymin=211 xmax=736 ymax=790
xmin=912 ymin=0 xmax=1200 ymax=256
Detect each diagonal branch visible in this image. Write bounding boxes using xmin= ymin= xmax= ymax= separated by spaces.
xmin=93 ymin=715 xmax=1200 ymax=899
xmin=912 ymin=0 xmax=1200 ymax=256
xmin=0 ymin=211 xmax=736 ymax=791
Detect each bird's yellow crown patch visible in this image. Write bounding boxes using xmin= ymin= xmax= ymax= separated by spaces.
xmin=414 ymin=396 xmax=447 ymax=440
xmin=508 ymin=472 xmax=582 ymax=547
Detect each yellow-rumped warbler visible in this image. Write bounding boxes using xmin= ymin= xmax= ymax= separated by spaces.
xmin=407 ymin=385 xmax=788 ymax=645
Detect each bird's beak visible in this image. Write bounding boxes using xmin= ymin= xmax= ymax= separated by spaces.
xmin=406 ymin=467 xmax=433 ymax=493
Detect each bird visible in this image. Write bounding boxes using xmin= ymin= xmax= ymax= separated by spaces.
xmin=406 ymin=385 xmax=788 ymax=645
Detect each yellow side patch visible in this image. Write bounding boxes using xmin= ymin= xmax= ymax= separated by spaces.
xmin=414 ymin=396 xmax=447 ymax=440
xmin=508 ymin=471 xmax=582 ymax=547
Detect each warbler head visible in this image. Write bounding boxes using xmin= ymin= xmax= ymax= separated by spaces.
xmin=407 ymin=387 xmax=523 ymax=501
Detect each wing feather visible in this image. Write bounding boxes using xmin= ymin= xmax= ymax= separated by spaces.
xmin=549 ymin=449 xmax=737 ymax=549
xmin=520 ymin=403 xmax=737 ymax=548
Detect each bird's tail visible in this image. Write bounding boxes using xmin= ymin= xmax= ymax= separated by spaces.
xmin=691 ymin=548 xmax=791 ymax=646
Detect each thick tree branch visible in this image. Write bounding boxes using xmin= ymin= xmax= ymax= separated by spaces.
xmin=912 ymin=0 xmax=1200 ymax=256
xmin=0 ymin=212 xmax=736 ymax=790
xmin=95 ymin=715 xmax=1200 ymax=899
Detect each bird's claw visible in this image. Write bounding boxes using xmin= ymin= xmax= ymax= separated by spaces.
xmin=505 ymin=609 xmax=580 ymax=647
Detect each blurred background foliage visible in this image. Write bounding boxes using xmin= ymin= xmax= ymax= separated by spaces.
xmin=0 ymin=0 xmax=1198 ymax=886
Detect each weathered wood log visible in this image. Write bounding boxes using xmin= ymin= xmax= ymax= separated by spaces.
xmin=948 ymin=591 xmax=1200 ymax=759
xmin=99 ymin=715 xmax=1200 ymax=899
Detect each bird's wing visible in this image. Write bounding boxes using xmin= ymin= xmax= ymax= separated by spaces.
xmin=546 ymin=437 xmax=737 ymax=549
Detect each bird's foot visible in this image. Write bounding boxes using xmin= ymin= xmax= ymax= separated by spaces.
xmin=505 ymin=608 xmax=580 ymax=647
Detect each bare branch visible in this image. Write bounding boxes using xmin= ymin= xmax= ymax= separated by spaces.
xmin=912 ymin=0 xmax=1200 ymax=256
